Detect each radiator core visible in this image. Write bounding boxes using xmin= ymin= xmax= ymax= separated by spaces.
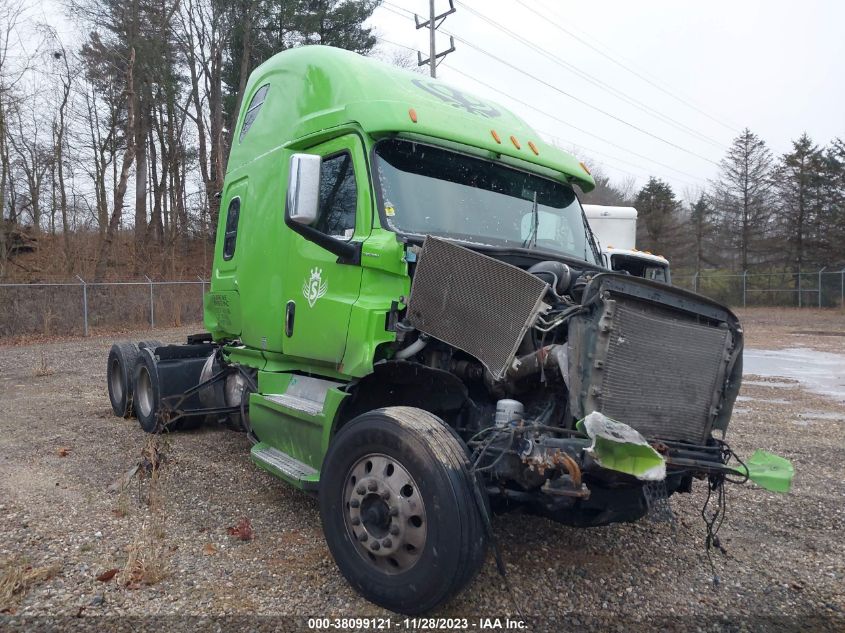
xmin=570 ymin=292 xmax=734 ymax=444
xmin=407 ymin=237 xmax=548 ymax=380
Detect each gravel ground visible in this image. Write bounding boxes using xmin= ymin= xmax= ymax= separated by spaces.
xmin=0 ymin=308 xmax=843 ymax=632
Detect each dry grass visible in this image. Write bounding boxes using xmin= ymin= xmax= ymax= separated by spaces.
xmin=116 ymin=435 xmax=170 ymax=587
xmin=0 ymin=558 xmax=59 ymax=611
xmin=33 ymin=351 xmax=52 ymax=377
xmin=113 ymin=484 xmax=131 ymax=518
xmin=119 ymin=521 xmax=169 ymax=588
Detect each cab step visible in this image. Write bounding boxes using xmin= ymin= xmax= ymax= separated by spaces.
xmin=263 ymin=393 xmax=324 ymax=416
xmin=262 ymin=375 xmax=343 ymax=418
xmin=250 ymin=442 xmax=319 ymax=491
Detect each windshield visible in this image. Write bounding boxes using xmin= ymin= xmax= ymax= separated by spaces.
xmin=373 ymin=139 xmax=598 ymax=264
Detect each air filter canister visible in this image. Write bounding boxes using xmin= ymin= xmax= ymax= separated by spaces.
xmin=495 ymin=399 xmax=524 ymax=427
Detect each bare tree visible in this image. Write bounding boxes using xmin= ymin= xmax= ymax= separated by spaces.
xmin=43 ymin=32 xmax=74 ymax=269
xmin=93 ymin=47 xmax=136 ymax=281
xmin=375 ymin=46 xmax=424 ymax=74
xmin=177 ymin=0 xmax=228 ymax=229
xmin=7 ymin=101 xmax=52 ymax=236
xmin=0 ymin=0 xmax=34 ymax=274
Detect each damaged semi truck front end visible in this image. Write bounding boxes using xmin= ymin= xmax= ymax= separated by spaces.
xmin=105 ymin=46 xmax=764 ymax=614
xmin=405 ymin=236 xmax=743 ymax=527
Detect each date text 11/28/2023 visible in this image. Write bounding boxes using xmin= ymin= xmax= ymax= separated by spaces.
xmin=307 ymin=617 xmax=528 ymax=630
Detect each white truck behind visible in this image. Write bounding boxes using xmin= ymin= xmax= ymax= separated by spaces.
xmin=583 ymin=204 xmax=671 ymax=283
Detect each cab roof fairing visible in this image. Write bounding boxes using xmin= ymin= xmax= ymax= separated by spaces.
xmin=227 ymin=45 xmax=595 ymax=193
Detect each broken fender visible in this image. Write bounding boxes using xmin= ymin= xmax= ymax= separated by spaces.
xmin=738 ymin=450 xmax=795 ymax=493
xmin=578 ymin=412 xmax=666 ymax=481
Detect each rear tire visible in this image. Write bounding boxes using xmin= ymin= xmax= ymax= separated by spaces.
xmin=133 ymin=348 xmax=161 ymax=433
xmin=319 ymin=407 xmax=487 ymax=614
xmin=138 ymin=339 xmax=163 ymax=352
xmin=107 ymin=342 xmax=140 ymax=418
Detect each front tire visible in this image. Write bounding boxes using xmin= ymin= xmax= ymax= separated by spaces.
xmin=319 ymin=407 xmax=487 ymax=614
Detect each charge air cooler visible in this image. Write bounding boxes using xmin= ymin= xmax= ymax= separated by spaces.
xmin=567 ymin=275 xmax=743 ymax=444
xmin=406 ymin=237 xmax=549 ymax=380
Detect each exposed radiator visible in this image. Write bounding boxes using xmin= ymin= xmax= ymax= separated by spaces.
xmin=407 ymin=237 xmax=548 ymax=380
xmin=569 ymin=286 xmax=735 ymax=444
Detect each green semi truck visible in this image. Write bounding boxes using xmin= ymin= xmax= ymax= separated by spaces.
xmin=106 ymin=46 xmax=750 ymax=613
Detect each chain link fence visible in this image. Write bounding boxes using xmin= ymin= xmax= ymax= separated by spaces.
xmin=673 ymin=268 xmax=845 ymax=309
xmin=2 ymin=268 xmax=843 ymax=338
xmin=0 ymin=277 xmax=208 ymax=338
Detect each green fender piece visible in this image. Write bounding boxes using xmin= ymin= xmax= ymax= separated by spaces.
xmin=577 ymin=412 xmax=666 ymax=481
xmin=741 ymin=450 xmax=794 ymax=493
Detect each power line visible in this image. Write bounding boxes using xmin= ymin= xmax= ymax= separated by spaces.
xmin=446 ymin=32 xmax=721 ymax=166
xmin=454 ymin=0 xmax=727 ymax=150
xmin=374 ymin=41 xmax=700 ymax=187
xmin=518 ymin=0 xmax=740 ymax=133
xmin=537 ymin=129 xmax=702 ymax=190
xmin=379 ymin=3 xmax=711 ymax=185
xmin=382 ymin=2 xmax=719 ymax=165
xmin=442 ymin=64 xmax=707 ymax=185
xmin=378 ymin=37 xmax=418 ymax=53
xmin=381 ymin=2 xmax=415 ymax=18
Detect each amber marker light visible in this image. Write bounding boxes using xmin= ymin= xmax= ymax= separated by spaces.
xmin=528 ymin=141 xmax=539 ymax=155
xmin=579 ymin=162 xmax=591 ymax=175
xmin=490 ymin=129 xmax=502 ymax=143
xmin=408 ymin=108 xmax=418 ymax=123
xmin=510 ymin=135 xmax=521 ymax=149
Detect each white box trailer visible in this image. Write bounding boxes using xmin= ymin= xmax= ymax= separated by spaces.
xmin=582 ymin=204 xmax=671 ymax=283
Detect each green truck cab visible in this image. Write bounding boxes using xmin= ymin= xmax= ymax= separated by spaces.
xmin=107 ymin=46 xmax=747 ymax=614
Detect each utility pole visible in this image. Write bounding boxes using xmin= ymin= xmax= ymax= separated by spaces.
xmin=416 ymin=0 xmax=456 ymax=78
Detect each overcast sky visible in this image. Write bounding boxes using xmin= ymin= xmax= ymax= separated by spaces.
xmin=31 ymin=0 xmax=845 ymax=203
xmin=370 ymin=0 xmax=845 ymax=201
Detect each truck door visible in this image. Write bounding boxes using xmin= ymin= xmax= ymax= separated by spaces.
xmin=282 ymin=135 xmax=370 ymax=365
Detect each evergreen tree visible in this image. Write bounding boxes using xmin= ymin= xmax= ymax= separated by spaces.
xmin=775 ymin=133 xmax=823 ymax=275
xmin=689 ymin=194 xmax=715 ymax=275
xmin=634 ymin=177 xmax=679 ymax=259
xmin=223 ymin=0 xmax=380 ymax=136
xmin=709 ymin=128 xmax=774 ymax=270
xmin=818 ymin=139 xmax=845 ymax=265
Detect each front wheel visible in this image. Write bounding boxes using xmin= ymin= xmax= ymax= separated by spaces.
xmin=319 ymin=407 xmax=487 ymax=614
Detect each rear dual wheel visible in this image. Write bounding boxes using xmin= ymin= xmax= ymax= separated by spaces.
xmin=107 ymin=341 xmax=166 ymax=433
xmin=138 ymin=339 xmax=163 ymax=352
xmin=319 ymin=407 xmax=487 ymax=614
xmin=107 ymin=342 xmax=140 ymax=418
xmin=133 ymin=348 xmax=161 ymax=433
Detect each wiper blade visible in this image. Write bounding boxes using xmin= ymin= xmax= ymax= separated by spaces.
xmin=521 ymin=191 xmax=539 ymax=249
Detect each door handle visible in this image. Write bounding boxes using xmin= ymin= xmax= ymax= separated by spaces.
xmin=285 ymin=300 xmax=295 ymax=337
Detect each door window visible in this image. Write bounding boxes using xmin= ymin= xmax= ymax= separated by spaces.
xmin=314 ymin=152 xmax=357 ymax=240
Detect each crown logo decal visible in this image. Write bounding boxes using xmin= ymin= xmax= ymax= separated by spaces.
xmin=302 ymin=267 xmax=328 ymax=308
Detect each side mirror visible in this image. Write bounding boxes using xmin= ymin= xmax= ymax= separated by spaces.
xmin=283 ymin=151 xmax=361 ymax=265
xmin=286 ymin=153 xmax=321 ymax=225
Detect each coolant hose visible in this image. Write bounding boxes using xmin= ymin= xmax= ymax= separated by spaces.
xmin=394 ymin=334 xmax=429 ymax=360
